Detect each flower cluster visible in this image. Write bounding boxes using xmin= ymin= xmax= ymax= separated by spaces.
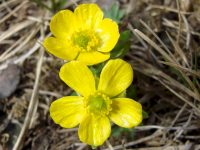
xmin=43 ymin=3 xmax=143 ymax=147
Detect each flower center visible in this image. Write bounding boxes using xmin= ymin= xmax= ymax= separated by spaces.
xmin=72 ymin=30 xmax=101 ymax=52
xmin=85 ymin=92 xmax=112 ymax=116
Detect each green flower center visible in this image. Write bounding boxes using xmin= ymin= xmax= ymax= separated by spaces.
xmin=85 ymin=92 xmax=112 ymax=116
xmin=72 ymin=30 xmax=101 ymax=52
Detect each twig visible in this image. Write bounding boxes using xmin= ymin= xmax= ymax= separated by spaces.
xmin=0 ymin=0 xmax=18 ymax=10
xmin=77 ymin=144 xmax=87 ymax=150
xmin=106 ymin=140 xmax=114 ymax=150
xmin=126 ymin=144 xmax=200 ymax=150
xmin=128 ymin=23 xmax=148 ymax=49
xmin=0 ymin=42 xmax=38 ymax=70
xmin=158 ymin=61 xmax=200 ymax=78
xmin=162 ymin=18 xmax=200 ymax=37
xmin=166 ymin=32 xmax=189 ymax=66
xmin=0 ymin=0 xmax=28 ymax=24
xmin=0 ymin=27 xmax=39 ymax=62
xmin=13 ymin=43 xmax=44 ymax=150
xmin=0 ymin=20 xmax=34 ymax=42
xmin=134 ymin=125 xmax=199 ymax=131
xmin=181 ymin=14 xmax=190 ymax=49
xmin=25 ymin=89 xmax=62 ymax=98
xmin=176 ymin=0 xmax=181 ymax=44
xmin=170 ymin=103 xmax=187 ymax=128
xmin=146 ymin=4 xmax=192 ymax=15
xmin=2 ymin=0 xmax=17 ymax=17
xmin=139 ymin=20 xmax=175 ymax=61
xmin=157 ymin=79 xmax=200 ymax=114
xmin=134 ymin=29 xmax=174 ymax=63
xmin=173 ymin=111 xmax=194 ymax=140
xmin=103 ymin=130 xmax=163 ymax=150
xmin=132 ymin=31 xmax=200 ymax=102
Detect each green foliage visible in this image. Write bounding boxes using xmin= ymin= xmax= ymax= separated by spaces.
xmin=104 ymin=3 xmax=125 ymax=23
xmin=70 ymin=91 xmax=78 ymax=96
xmin=112 ymin=126 xmax=135 ymax=139
xmin=89 ymin=62 xmax=106 ymax=77
xmin=31 ymin=0 xmax=52 ymax=11
xmin=116 ymin=90 xmax=127 ymax=98
xmin=91 ymin=145 xmax=97 ymax=149
xmin=51 ymin=0 xmax=68 ymax=12
xmin=126 ymin=84 xmax=137 ymax=99
xmin=142 ymin=110 xmax=149 ymax=119
xmin=31 ymin=0 xmax=67 ymax=12
xmin=111 ymin=30 xmax=131 ymax=59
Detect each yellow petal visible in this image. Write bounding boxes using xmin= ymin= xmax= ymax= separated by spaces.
xmin=50 ymin=96 xmax=85 ymax=128
xmin=74 ymin=4 xmax=103 ymax=29
xmin=78 ymin=114 xmax=111 ymax=146
xmin=97 ymin=18 xmax=119 ymax=52
xmin=43 ymin=37 xmax=78 ymax=60
xmin=59 ymin=61 xmax=96 ymax=97
xmin=50 ymin=10 xmax=77 ymax=39
xmin=77 ymin=51 xmax=110 ymax=66
xmin=109 ymin=98 xmax=142 ymax=128
xmin=98 ymin=59 xmax=133 ymax=97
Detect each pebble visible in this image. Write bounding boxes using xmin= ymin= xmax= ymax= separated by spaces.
xmin=0 ymin=64 xmax=20 ymax=99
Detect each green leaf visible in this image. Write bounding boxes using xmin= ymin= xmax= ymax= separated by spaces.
xmin=56 ymin=0 xmax=68 ymax=10
xmin=91 ymin=145 xmax=97 ymax=149
xmin=111 ymin=30 xmax=131 ymax=59
xmin=70 ymin=91 xmax=78 ymax=96
xmin=142 ymin=110 xmax=149 ymax=119
xmin=52 ymin=0 xmax=68 ymax=12
xmin=31 ymin=0 xmax=67 ymax=12
xmin=126 ymin=85 xmax=137 ymax=99
xmin=111 ymin=126 xmax=136 ymax=139
xmin=89 ymin=62 xmax=106 ymax=77
xmin=31 ymin=0 xmax=52 ymax=11
xmin=104 ymin=3 xmax=125 ymax=23
xmin=116 ymin=90 xmax=127 ymax=98
xmin=111 ymin=126 xmax=124 ymax=138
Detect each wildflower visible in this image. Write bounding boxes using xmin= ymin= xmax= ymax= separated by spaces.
xmin=50 ymin=59 xmax=142 ymax=146
xmin=43 ymin=4 xmax=119 ymax=65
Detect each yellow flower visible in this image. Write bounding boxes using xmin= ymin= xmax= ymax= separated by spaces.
xmin=50 ymin=59 xmax=142 ymax=146
xmin=43 ymin=4 xmax=119 ymax=65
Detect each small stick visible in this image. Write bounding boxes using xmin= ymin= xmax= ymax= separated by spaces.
xmin=0 ymin=0 xmax=28 ymax=24
xmin=13 ymin=41 xmax=44 ymax=150
xmin=106 ymin=140 xmax=114 ymax=150
xmin=182 ymin=14 xmax=190 ymax=49
xmin=176 ymin=0 xmax=182 ymax=44
xmin=146 ymin=4 xmax=192 ymax=15
xmin=103 ymin=130 xmax=163 ymax=150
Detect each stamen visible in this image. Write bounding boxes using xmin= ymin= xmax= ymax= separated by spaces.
xmin=85 ymin=92 xmax=112 ymax=116
xmin=72 ymin=30 xmax=101 ymax=52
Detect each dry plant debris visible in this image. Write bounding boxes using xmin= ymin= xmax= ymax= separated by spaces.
xmin=0 ymin=0 xmax=200 ymax=150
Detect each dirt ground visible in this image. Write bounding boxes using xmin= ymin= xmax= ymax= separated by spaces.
xmin=0 ymin=0 xmax=200 ymax=150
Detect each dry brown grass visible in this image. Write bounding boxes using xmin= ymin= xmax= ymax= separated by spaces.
xmin=0 ymin=0 xmax=199 ymax=150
